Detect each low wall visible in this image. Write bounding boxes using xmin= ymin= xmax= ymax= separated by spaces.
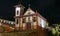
xmin=0 ymin=29 xmax=47 ymax=36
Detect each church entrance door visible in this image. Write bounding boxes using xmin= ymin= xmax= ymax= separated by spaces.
xmin=26 ymin=22 xmax=31 ymax=30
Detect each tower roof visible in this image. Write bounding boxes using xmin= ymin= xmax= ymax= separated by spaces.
xmin=14 ymin=0 xmax=25 ymax=8
xmin=14 ymin=4 xmax=24 ymax=7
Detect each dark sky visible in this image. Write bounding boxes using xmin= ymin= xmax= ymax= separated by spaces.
xmin=0 ymin=0 xmax=60 ymax=24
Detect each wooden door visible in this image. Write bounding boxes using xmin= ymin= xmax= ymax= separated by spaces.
xmin=26 ymin=22 xmax=31 ymax=30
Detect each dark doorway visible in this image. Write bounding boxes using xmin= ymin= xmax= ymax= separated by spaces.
xmin=26 ymin=22 xmax=31 ymax=30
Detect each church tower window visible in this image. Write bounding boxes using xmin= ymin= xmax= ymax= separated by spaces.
xmin=17 ymin=10 xmax=19 ymax=15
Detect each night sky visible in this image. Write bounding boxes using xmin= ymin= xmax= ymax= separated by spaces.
xmin=0 ymin=0 xmax=60 ymax=25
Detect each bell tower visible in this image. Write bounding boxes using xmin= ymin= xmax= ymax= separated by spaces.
xmin=14 ymin=0 xmax=25 ymax=30
xmin=14 ymin=4 xmax=25 ymax=16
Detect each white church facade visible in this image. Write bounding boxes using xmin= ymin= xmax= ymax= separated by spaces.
xmin=0 ymin=3 xmax=48 ymax=32
xmin=14 ymin=4 xmax=48 ymax=30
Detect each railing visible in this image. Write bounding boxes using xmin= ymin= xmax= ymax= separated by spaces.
xmin=0 ymin=19 xmax=15 ymax=25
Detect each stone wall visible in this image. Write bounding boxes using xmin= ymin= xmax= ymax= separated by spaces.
xmin=0 ymin=29 xmax=47 ymax=36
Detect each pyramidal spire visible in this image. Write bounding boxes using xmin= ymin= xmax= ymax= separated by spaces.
xmin=14 ymin=0 xmax=25 ymax=8
xmin=18 ymin=0 xmax=21 ymax=4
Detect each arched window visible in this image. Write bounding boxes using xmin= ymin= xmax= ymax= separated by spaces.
xmin=22 ymin=18 xmax=26 ymax=23
xmin=28 ymin=17 xmax=30 ymax=22
xmin=33 ymin=17 xmax=36 ymax=22
xmin=17 ymin=10 xmax=19 ymax=15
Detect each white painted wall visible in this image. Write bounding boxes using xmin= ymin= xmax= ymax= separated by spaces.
xmin=40 ymin=18 xmax=46 ymax=28
xmin=15 ymin=24 xmax=19 ymax=27
xmin=0 ymin=23 xmax=2 ymax=26
xmin=15 ymin=18 xmax=22 ymax=27
xmin=22 ymin=23 xmax=26 ymax=30
xmin=26 ymin=16 xmax=33 ymax=22
xmin=34 ymin=22 xmax=37 ymax=29
xmin=38 ymin=17 xmax=41 ymax=26
xmin=34 ymin=22 xmax=37 ymax=26
xmin=24 ymin=9 xmax=35 ymax=15
xmin=20 ymin=18 xmax=22 ymax=27
xmin=26 ymin=17 xmax=28 ymax=22
xmin=37 ymin=16 xmax=46 ymax=28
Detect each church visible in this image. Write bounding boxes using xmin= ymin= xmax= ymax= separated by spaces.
xmin=0 ymin=2 xmax=48 ymax=32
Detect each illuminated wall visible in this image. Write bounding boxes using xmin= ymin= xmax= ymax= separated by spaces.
xmin=40 ymin=18 xmax=46 ymax=28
